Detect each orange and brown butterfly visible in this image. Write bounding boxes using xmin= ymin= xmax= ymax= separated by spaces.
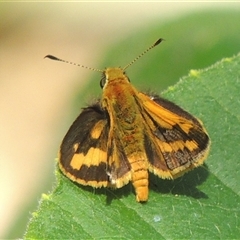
xmin=45 ymin=38 xmax=210 ymax=202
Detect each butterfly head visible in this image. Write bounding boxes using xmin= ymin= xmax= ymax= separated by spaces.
xmin=100 ymin=67 xmax=129 ymax=89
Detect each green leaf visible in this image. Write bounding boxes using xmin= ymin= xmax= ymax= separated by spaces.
xmin=24 ymin=54 xmax=240 ymax=239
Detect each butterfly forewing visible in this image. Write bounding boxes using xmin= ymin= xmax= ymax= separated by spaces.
xmin=59 ymin=103 xmax=110 ymax=187
xmin=138 ymin=92 xmax=210 ymax=178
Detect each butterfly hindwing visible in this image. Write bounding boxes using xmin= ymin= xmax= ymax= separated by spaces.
xmin=107 ymin=135 xmax=132 ymax=188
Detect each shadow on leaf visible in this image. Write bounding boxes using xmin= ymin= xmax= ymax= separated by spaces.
xmin=57 ymin=164 xmax=209 ymax=204
xmin=149 ymin=164 xmax=209 ymax=199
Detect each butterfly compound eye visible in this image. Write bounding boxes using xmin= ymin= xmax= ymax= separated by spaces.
xmin=100 ymin=75 xmax=106 ymax=88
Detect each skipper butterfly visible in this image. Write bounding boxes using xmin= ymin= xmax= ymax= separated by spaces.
xmin=46 ymin=38 xmax=210 ymax=202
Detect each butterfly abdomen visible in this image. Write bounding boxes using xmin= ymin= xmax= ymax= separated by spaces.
xmin=129 ymin=155 xmax=149 ymax=202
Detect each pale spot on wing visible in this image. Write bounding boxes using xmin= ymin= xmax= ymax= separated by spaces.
xmin=185 ymin=140 xmax=198 ymax=151
xmin=70 ymin=153 xmax=82 ymax=170
xmin=73 ymin=143 xmax=79 ymax=152
xmin=70 ymin=147 xmax=107 ymax=170
xmin=178 ymin=121 xmax=193 ymax=134
xmin=90 ymin=120 xmax=106 ymax=139
xmin=157 ymin=141 xmax=172 ymax=152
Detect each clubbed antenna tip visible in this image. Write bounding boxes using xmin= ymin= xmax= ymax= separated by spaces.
xmin=154 ymin=38 xmax=164 ymax=46
xmin=44 ymin=55 xmax=62 ymax=61
xmin=123 ymin=38 xmax=164 ymax=70
xmin=44 ymin=54 xmax=102 ymax=72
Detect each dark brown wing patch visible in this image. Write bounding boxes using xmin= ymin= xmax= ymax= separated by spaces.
xmin=59 ymin=102 xmax=110 ymax=187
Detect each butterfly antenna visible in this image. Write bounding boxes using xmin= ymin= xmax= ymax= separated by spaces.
xmin=123 ymin=38 xmax=164 ymax=70
xmin=44 ymin=55 xmax=103 ymax=73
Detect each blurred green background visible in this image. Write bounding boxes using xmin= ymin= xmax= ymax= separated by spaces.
xmin=79 ymin=10 xmax=240 ymax=102
xmin=1 ymin=3 xmax=240 ymax=238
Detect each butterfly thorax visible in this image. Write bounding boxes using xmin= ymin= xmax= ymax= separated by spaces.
xmin=102 ymin=68 xmax=145 ymax=147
